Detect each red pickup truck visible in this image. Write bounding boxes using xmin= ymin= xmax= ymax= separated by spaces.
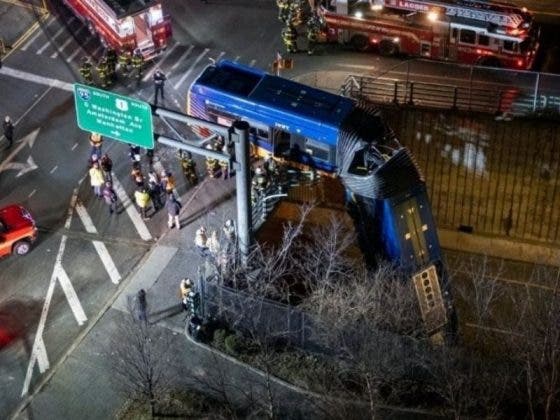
xmin=0 ymin=205 xmax=38 ymax=257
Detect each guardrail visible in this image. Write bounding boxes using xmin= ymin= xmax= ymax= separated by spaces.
xmin=339 ymin=59 xmax=560 ymax=117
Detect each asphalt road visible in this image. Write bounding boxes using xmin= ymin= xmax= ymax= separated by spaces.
xmin=1 ymin=0 xmax=560 ymax=416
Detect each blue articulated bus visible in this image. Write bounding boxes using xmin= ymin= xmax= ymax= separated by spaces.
xmin=187 ymin=60 xmax=455 ymax=336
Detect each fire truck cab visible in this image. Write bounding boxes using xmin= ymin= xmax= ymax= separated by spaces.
xmin=320 ymin=0 xmax=539 ymax=69
xmin=63 ymin=0 xmax=172 ymax=59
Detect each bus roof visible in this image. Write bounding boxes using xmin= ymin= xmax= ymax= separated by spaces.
xmin=194 ymin=61 xmax=355 ymax=129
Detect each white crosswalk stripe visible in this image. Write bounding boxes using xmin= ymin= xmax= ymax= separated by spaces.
xmin=170 ymin=45 xmax=194 ymax=72
xmin=111 ymin=174 xmax=153 ymax=241
xmin=173 ymin=48 xmax=209 ymax=90
xmin=36 ymin=20 xmax=74 ymax=55
xmin=51 ymin=27 xmax=86 ymax=58
xmin=21 ymin=16 xmax=55 ymax=51
xmin=143 ymin=41 xmax=179 ymax=82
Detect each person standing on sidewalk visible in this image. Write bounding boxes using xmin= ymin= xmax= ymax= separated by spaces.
xmin=89 ymin=132 xmax=103 ymax=157
xmin=89 ymin=161 xmax=105 ymax=198
xmin=153 ymin=69 xmax=166 ymax=105
xmin=102 ymin=181 xmax=118 ymax=214
xmin=195 ymin=226 xmax=209 ymax=257
xmin=3 ymin=115 xmax=14 ymax=148
xmin=166 ymin=192 xmax=182 ymax=229
xmin=134 ymin=186 xmax=151 ymax=220
xmin=100 ymin=153 xmax=113 ymax=181
xmin=179 ymin=278 xmax=193 ymax=312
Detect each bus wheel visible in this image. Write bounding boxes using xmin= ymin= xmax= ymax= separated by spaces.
xmin=351 ymin=35 xmax=369 ymax=52
xmin=379 ymin=40 xmax=397 ymax=56
xmin=479 ymin=57 xmax=501 ymax=68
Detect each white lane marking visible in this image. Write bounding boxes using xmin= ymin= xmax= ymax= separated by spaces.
xmin=56 ymin=264 xmax=88 ymax=326
xmin=0 ymin=129 xmax=39 ymax=174
xmin=21 ymin=16 xmax=54 ymax=51
xmin=36 ymin=23 xmax=72 ymax=55
xmin=65 ymin=188 xmax=78 ymax=229
xmin=75 ymin=202 xmax=122 ymax=284
xmin=75 ymin=202 xmax=97 ymax=234
xmin=22 ymin=234 xmax=68 ymax=396
xmin=0 ymin=67 xmax=73 ymax=91
xmin=213 ymin=51 xmax=226 ymax=64
xmin=51 ymin=27 xmax=85 ymax=58
xmin=92 ymin=240 xmax=121 ymax=284
xmin=143 ymin=41 xmax=179 ymax=81
xmin=173 ymin=48 xmax=209 ymax=90
xmin=170 ymin=45 xmax=193 ymax=71
xmin=28 ymin=189 xmax=36 ymax=198
xmin=71 ymin=142 xmax=78 ymax=151
xmin=234 ymin=55 xmax=241 ymax=62
xmin=49 ymin=165 xmax=58 ymax=174
xmin=111 ymin=174 xmax=153 ymax=241
xmin=67 ymin=36 xmax=94 ymax=62
xmin=249 ymin=59 xmax=257 ymax=67
xmin=35 ymin=336 xmax=49 ymax=373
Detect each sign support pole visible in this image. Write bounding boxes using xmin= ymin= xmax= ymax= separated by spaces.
xmin=231 ymin=121 xmax=252 ymax=265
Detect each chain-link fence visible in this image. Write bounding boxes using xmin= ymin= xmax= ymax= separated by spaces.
xmin=200 ymin=276 xmax=326 ymax=352
xmin=340 ymin=59 xmax=560 ymax=116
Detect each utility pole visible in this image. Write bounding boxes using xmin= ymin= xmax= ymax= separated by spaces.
xmin=153 ymin=108 xmax=252 ymax=263
xmin=231 ymin=120 xmax=252 ymax=263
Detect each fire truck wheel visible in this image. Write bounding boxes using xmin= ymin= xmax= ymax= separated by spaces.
xmin=379 ymin=40 xmax=397 ymax=57
xmin=351 ymin=35 xmax=369 ymax=52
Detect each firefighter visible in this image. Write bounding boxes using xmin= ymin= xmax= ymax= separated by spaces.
xmin=178 ymin=150 xmax=198 ymax=186
xmin=105 ymin=48 xmax=117 ymax=78
xmin=97 ymin=57 xmax=109 ymax=88
xmin=281 ymin=24 xmax=298 ymax=53
xmin=205 ymin=144 xmax=218 ymax=178
xmin=252 ymin=166 xmax=268 ymax=191
xmin=79 ymin=57 xmax=94 ymax=85
xmin=131 ymin=49 xmax=144 ymax=81
xmin=118 ymin=50 xmax=132 ymax=77
xmin=306 ymin=22 xmax=320 ymax=55
xmin=277 ymin=0 xmax=290 ymax=23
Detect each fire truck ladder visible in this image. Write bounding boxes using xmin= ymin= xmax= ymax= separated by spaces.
xmin=379 ymin=0 xmax=529 ymax=29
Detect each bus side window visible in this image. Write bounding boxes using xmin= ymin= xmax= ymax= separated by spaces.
xmin=304 ymin=138 xmax=331 ymax=162
xmin=257 ymin=128 xmax=269 ymax=139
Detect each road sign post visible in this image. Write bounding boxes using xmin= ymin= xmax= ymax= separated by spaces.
xmin=73 ymin=83 xmax=154 ymax=148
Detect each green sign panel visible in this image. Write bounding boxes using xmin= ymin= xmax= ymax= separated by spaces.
xmin=73 ymin=83 xmax=154 ymax=148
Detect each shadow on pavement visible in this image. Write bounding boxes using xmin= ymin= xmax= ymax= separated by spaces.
xmin=0 ymin=298 xmax=42 ymax=352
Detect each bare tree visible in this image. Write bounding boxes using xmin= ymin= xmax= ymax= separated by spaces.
xmin=303 ymin=262 xmax=425 ymax=419
xmin=506 ymin=268 xmax=560 ymax=420
xmin=108 ymin=303 xmax=176 ymax=419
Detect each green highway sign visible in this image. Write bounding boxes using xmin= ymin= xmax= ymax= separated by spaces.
xmin=73 ymin=83 xmax=154 ymax=148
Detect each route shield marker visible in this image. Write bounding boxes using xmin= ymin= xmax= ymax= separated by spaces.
xmin=73 ymin=83 xmax=154 ymax=148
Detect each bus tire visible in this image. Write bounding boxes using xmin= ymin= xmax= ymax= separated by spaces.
xmin=351 ymin=35 xmax=369 ymax=52
xmin=379 ymin=40 xmax=397 ymax=56
xmin=479 ymin=57 xmax=501 ymax=68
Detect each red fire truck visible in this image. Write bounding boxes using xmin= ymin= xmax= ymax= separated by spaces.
xmin=319 ymin=0 xmax=539 ymax=69
xmin=62 ymin=0 xmax=172 ymax=59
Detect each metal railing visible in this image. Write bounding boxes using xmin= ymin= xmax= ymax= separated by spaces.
xmin=340 ymin=59 xmax=560 ymax=116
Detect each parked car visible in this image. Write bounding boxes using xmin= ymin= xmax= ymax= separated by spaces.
xmin=0 ymin=204 xmax=38 ymax=257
